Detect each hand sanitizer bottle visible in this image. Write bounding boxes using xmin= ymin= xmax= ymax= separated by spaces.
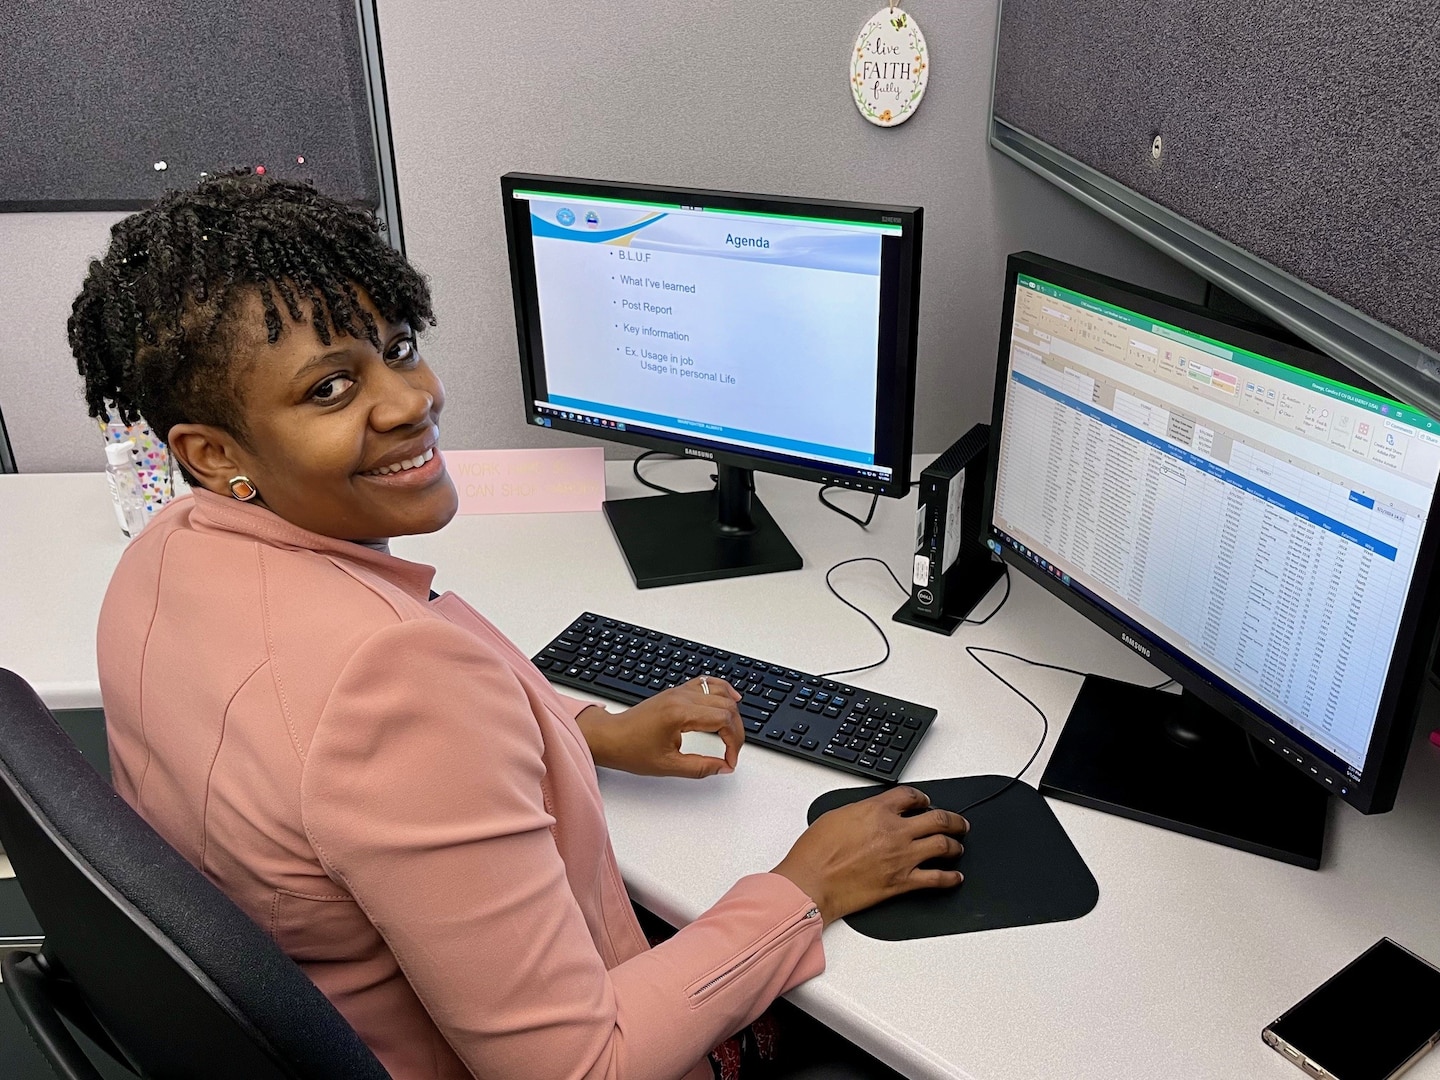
xmin=105 ymin=440 xmax=149 ymax=538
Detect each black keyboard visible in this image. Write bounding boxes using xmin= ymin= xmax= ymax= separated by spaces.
xmin=533 ymin=612 xmax=936 ymax=781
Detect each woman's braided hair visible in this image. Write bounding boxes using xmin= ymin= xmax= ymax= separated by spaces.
xmin=68 ymin=170 xmax=434 ymax=481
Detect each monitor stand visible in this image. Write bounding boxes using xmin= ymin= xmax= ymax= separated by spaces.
xmin=1039 ymin=676 xmax=1328 ymax=869
xmin=603 ymin=464 xmax=803 ymax=589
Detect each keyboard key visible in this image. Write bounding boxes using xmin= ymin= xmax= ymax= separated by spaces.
xmin=846 ymin=738 xmax=866 ymax=751
xmin=877 ymin=756 xmax=898 ymax=774
xmin=594 ymin=674 xmax=639 ymax=697
xmin=824 ymin=745 xmax=859 ymax=762
xmin=838 ymin=723 xmax=855 ymax=735
xmin=790 ymin=722 xmax=809 ymax=734
xmin=800 ymin=737 xmax=819 ymax=750
xmin=903 ymin=716 xmax=922 ymax=729
xmin=783 ymin=733 xmax=801 ymax=745
xmin=866 ymin=743 xmax=885 ymax=756
xmin=739 ymin=704 xmax=773 ymax=723
xmin=814 ymin=692 xmax=830 ymax=704
xmin=805 ymin=700 xmax=824 ymax=713
xmin=890 ymin=733 xmax=912 ymax=751
xmin=764 ymin=688 xmax=787 ymax=702
xmin=824 ymin=705 xmax=841 ymax=718
xmin=744 ymin=719 xmax=764 ymax=733
xmin=788 ymin=697 xmax=807 ymax=709
xmin=859 ymin=756 xmax=877 ymax=769
xmin=765 ymin=727 xmax=784 ymax=740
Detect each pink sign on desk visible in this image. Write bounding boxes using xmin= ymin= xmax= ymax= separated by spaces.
xmin=444 ymin=447 xmax=606 ymax=515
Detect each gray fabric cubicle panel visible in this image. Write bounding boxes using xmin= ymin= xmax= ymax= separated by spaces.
xmin=0 ymin=1 xmax=380 ymax=211
xmin=991 ymin=1 xmax=1439 ymax=407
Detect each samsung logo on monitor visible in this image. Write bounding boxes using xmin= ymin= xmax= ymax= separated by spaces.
xmin=1120 ymin=633 xmax=1151 ymax=658
xmin=684 ymin=448 xmax=714 ymax=460
xmin=725 ymin=233 xmax=769 ymax=249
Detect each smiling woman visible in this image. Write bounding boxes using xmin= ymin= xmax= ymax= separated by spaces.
xmin=68 ymin=173 xmax=964 ymax=1080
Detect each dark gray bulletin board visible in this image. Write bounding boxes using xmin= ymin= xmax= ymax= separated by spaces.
xmin=0 ymin=1 xmax=382 ymax=213
xmin=992 ymin=1 xmax=1440 ymax=409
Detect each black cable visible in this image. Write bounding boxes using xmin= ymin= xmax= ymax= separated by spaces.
xmin=815 ymin=557 xmax=909 ymax=680
xmin=954 ymin=646 xmax=1052 ymax=815
xmin=954 ymin=646 xmax=1178 ymax=815
xmin=816 ymin=560 xmax=1011 ymax=681
xmin=632 ymin=450 xmax=683 ymax=495
xmin=818 ymin=485 xmax=880 ymax=528
xmin=960 ymin=565 xmax=1011 ymax=626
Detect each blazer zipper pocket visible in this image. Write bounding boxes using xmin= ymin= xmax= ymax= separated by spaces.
xmin=688 ymin=907 xmax=820 ymax=1005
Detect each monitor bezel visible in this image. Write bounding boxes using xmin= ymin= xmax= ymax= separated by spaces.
xmin=500 ymin=172 xmax=921 ymax=499
xmin=981 ymin=251 xmax=1440 ymax=814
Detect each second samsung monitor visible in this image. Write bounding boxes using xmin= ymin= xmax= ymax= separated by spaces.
xmin=984 ymin=253 xmax=1440 ymax=864
xmin=502 ymin=173 xmax=921 ymax=587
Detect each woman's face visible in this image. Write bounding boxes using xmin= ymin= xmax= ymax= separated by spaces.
xmin=187 ymin=290 xmax=459 ymax=541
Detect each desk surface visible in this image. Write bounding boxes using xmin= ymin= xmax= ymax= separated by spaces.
xmin=4 ymin=463 xmax=1439 ymax=1080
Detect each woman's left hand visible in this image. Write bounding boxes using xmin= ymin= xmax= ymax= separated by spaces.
xmin=577 ymin=677 xmax=745 ymax=778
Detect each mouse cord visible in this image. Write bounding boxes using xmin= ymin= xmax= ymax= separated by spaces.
xmin=956 ymin=646 xmax=1176 ymax=815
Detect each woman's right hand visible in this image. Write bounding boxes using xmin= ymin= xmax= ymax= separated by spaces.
xmin=771 ymin=786 xmax=968 ymax=925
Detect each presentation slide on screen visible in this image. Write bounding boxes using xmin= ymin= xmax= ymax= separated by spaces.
xmin=522 ymin=195 xmax=889 ymax=467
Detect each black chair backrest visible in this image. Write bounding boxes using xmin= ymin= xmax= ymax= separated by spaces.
xmin=0 ymin=669 xmax=390 ymax=1079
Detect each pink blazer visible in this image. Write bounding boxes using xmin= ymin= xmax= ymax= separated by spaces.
xmin=96 ymin=491 xmax=824 ymax=1080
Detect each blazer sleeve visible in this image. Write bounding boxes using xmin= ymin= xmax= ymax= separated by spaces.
xmin=302 ymin=619 xmax=825 ymax=1080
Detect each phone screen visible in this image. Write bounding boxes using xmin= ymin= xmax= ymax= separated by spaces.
xmin=1268 ymin=940 xmax=1440 ymax=1080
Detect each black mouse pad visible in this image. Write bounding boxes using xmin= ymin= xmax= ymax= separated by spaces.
xmin=806 ymin=776 xmax=1098 ymax=940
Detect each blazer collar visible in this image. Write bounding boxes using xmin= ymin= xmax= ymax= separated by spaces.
xmin=187 ymin=488 xmax=437 ymax=602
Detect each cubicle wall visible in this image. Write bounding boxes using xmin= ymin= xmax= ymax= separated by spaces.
xmin=0 ymin=1 xmax=389 ymax=219
xmin=992 ymin=1 xmax=1440 ymax=415
xmin=3 ymin=0 xmax=1207 ymax=472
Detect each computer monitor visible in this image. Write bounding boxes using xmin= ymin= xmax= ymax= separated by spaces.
xmin=501 ymin=173 xmax=922 ymax=588
xmin=983 ymin=253 xmax=1440 ymax=867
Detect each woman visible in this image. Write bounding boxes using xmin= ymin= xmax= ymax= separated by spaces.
xmin=71 ymin=173 xmax=967 ymax=1080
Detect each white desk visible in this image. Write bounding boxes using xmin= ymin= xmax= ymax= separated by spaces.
xmin=4 ymin=463 xmax=1439 ymax=1080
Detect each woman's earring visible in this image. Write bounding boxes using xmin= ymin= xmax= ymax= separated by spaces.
xmin=228 ymin=476 xmax=259 ymax=502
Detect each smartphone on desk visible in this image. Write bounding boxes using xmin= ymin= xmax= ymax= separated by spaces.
xmin=1263 ymin=939 xmax=1440 ymax=1080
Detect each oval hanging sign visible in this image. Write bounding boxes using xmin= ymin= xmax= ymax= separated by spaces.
xmin=851 ymin=7 xmax=929 ymax=127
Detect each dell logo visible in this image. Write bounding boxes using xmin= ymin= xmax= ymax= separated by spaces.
xmin=684 ymin=448 xmax=714 ymax=460
xmin=1120 ymin=633 xmax=1151 ymax=658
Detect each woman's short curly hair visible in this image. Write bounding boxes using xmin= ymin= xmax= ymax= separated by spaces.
xmin=68 ymin=170 xmax=434 ymax=479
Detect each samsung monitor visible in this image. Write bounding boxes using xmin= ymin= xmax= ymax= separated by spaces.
xmin=983 ymin=253 xmax=1440 ymax=867
xmin=502 ymin=173 xmax=922 ymax=588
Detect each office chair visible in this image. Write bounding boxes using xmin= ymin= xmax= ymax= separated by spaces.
xmin=0 ymin=669 xmax=391 ymax=1080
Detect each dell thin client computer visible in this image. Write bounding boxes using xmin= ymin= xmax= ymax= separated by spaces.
xmin=984 ymin=253 xmax=1440 ymax=867
xmin=502 ymin=173 xmax=922 ymax=588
